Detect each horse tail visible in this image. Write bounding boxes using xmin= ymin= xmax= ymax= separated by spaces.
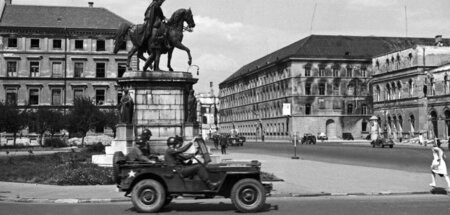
xmin=113 ymin=23 xmax=131 ymax=54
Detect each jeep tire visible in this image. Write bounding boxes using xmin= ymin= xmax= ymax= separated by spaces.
xmin=231 ymin=178 xmax=266 ymax=213
xmin=112 ymin=151 xmax=125 ymax=183
xmin=131 ymin=179 xmax=166 ymax=213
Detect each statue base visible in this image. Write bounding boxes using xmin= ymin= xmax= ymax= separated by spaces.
xmin=92 ymin=124 xmax=134 ymax=167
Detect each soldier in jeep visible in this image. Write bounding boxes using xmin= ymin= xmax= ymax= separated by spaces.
xmin=164 ymin=136 xmax=219 ymax=190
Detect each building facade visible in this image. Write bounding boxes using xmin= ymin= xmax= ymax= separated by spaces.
xmin=372 ymin=39 xmax=450 ymax=141
xmin=219 ymin=35 xmax=449 ymax=141
xmin=0 ymin=1 xmax=135 ymax=135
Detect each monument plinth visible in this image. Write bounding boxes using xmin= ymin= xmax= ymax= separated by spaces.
xmin=120 ymin=70 xmax=199 ymax=153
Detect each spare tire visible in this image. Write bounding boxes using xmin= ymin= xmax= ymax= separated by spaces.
xmin=113 ymin=151 xmax=125 ymax=184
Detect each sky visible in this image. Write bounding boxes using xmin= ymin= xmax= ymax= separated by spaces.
xmin=10 ymin=0 xmax=450 ymax=94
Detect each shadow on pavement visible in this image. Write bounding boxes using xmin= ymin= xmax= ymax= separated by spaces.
xmin=155 ymin=202 xmax=278 ymax=213
xmin=430 ymin=187 xmax=449 ymax=195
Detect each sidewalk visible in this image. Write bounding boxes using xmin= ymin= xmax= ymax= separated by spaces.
xmin=0 ymin=150 xmax=439 ymax=204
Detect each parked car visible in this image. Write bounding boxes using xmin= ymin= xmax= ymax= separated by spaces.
xmin=317 ymin=132 xmax=328 ymax=141
xmin=301 ymin=133 xmax=316 ymax=144
xmin=342 ymin=133 xmax=354 ymax=140
xmin=113 ymin=136 xmax=272 ymax=213
xmin=228 ymin=129 xmax=245 ymax=146
xmin=371 ymin=137 xmax=394 ymax=148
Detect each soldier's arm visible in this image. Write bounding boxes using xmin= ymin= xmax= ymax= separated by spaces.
xmin=173 ymin=142 xmax=193 ymax=154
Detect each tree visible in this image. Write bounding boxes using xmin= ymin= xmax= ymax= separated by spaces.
xmin=99 ymin=108 xmax=119 ymax=138
xmin=66 ymin=97 xmax=102 ymax=147
xmin=0 ymin=102 xmax=29 ymax=147
xmin=29 ymin=108 xmax=66 ymax=146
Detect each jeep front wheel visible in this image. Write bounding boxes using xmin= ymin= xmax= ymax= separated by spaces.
xmin=231 ymin=178 xmax=266 ymax=213
xmin=131 ymin=179 xmax=166 ymax=213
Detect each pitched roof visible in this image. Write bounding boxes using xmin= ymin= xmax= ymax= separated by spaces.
xmin=0 ymin=4 xmax=131 ymax=30
xmin=221 ymin=35 xmax=450 ymax=84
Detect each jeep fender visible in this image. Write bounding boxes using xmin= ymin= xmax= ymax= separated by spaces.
xmin=218 ymin=172 xmax=261 ymax=197
xmin=126 ymin=173 xmax=168 ymax=195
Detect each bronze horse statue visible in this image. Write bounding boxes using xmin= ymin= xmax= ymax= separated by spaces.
xmin=114 ymin=8 xmax=195 ymax=71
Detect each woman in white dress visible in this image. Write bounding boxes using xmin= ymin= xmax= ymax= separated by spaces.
xmin=429 ymin=139 xmax=450 ymax=192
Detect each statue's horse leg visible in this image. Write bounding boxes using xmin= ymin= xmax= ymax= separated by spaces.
xmin=171 ymin=39 xmax=192 ymax=66
xmin=167 ymin=47 xmax=174 ymax=72
xmin=153 ymin=49 xmax=162 ymax=71
xmin=143 ymin=50 xmax=155 ymax=71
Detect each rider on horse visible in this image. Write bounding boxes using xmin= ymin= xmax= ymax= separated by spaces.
xmin=142 ymin=0 xmax=170 ymax=52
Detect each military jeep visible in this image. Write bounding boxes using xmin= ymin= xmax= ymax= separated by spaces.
xmin=113 ymin=136 xmax=272 ymax=213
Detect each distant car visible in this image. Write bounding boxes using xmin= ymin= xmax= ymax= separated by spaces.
xmin=228 ymin=135 xmax=246 ymax=146
xmin=342 ymin=133 xmax=354 ymax=140
xmin=317 ymin=132 xmax=328 ymax=141
xmin=371 ymin=137 xmax=394 ymax=148
xmin=301 ymin=133 xmax=316 ymax=144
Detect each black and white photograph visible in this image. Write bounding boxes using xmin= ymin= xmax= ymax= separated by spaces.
xmin=0 ymin=0 xmax=450 ymax=214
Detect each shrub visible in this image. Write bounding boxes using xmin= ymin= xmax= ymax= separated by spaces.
xmin=85 ymin=142 xmax=105 ymax=153
xmin=44 ymin=138 xmax=67 ymax=148
xmin=50 ymin=163 xmax=114 ymax=185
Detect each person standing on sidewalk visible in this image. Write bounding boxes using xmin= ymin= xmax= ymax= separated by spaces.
xmin=429 ymin=138 xmax=450 ymax=193
xmin=220 ymin=135 xmax=228 ymax=155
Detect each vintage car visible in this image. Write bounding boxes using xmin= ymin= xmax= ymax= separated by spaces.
xmin=317 ymin=132 xmax=328 ymax=141
xmin=371 ymin=137 xmax=395 ymax=148
xmin=113 ymin=136 xmax=272 ymax=213
xmin=301 ymin=133 xmax=316 ymax=144
xmin=228 ymin=129 xmax=246 ymax=146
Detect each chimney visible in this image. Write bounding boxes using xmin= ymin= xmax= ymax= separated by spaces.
xmin=6 ymin=0 xmax=12 ymax=5
xmin=88 ymin=2 xmax=94 ymax=8
xmin=435 ymin=35 xmax=443 ymax=47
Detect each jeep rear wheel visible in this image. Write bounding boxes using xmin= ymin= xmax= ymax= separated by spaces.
xmin=231 ymin=178 xmax=266 ymax=213
xmin=131 ymin=179 xmax=166 ymax=213
xmin=112 ymin=151 xmax=125 ymax=183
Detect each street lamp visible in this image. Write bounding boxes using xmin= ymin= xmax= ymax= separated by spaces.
xmin=187 ymin=65 xmax=200 ymax=76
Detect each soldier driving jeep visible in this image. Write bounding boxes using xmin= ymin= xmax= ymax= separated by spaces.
xmin=164 ymin=136 xmax=219 ymax=190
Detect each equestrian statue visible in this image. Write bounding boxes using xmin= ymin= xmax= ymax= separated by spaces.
xmin=113 ymin=0 xmax=196 ymax=72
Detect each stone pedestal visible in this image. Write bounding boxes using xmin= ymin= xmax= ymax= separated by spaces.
xmin=121 ymin=70 xmax=198 ymax=153
xmin=92 ymin=124 xmax=135 ymax=167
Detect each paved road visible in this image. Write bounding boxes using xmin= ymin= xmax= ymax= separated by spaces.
xmin=217 ymin=141 xmax=433 ymax=173
xmin=1 ymin=195 xmax=448 ymax=215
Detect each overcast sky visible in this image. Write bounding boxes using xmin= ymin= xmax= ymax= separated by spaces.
xmin=11 ymin=0 xmax=450 ymax=94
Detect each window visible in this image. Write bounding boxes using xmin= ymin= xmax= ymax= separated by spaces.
xmin=333 ymin=83 xmax=340 ymax=95
xmin=409 ymin=79 xmax=414 ymax=96
xmin=347 ymin=83 xmax=355 ymax=96
xmin=7 ymin=61 xmax=17 ymax=77
xmin=29 ymin=89 xmax=39 ymax=105
xmin=319 ymin=83 xmax=326 ymax=95
xmin=6 ymin=91 xmax=17 ymax=105
xmin=75 ymin=40 xmax=84 ymax=49
xmin=361 ymin=67 xmax=367 ymax=77
xmin=376 ymin=85 xmax=381 ymax=101
xmin=95 ymin=89 xmax=105 ymax=105
xmin=305 ymin=67 xmax=311 ymax=77
xmin=53 ymin=39 xmax=62 ymax=49
xmin=74 ymin=89 xmax=84 ymax=99
xmin=118 ymin=63 xmax=127 ymax=78
xmin=7 ymin=38 xmax=17 ymax=48
xmin=346 ymin=66 xmax=353 ymax=77
xmin=361 ymin=104 xmax=368 ymax=114
xmin=96 ymin=40 xmax=106 ymax=51
xmin=305 ymin=83 xmax=311 ymax=95
xmin=319 ymin=67 xmax=325 ymax=77
xmin=51 ymin=89 xmax=62 ymax=105
xmin=96 ymin=63 xmax=106 ymax=78
xmin=30 ymin=61 xmax=39 ymax=77
xmin=52 ymin=62 xmax=63 ymax=77
xmin=319 ymin=99 xmax=325 ymax=109
xmin=347 ymin=104 xmax=353 ymax=114
xmin=74 ymin=62 xmax=84 ymax=78
xmin=332 ymin=67 xmax=339 ymax=77
xmin=30 ymin=39 xmax=40 ymax=49
xmin=305 ymin=104 xmax=311 ymax=115
xmin=362 ymin=121 xmax=368 ymax=132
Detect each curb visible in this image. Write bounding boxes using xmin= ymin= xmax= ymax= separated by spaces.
xmin=0 ymin=191 xmax=433 ymax=204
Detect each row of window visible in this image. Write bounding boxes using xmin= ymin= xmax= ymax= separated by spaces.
xmin=5 ymin=37 xmax=126 ymax=52
xmin=304 ymin=66 xmax=367 ymax=78
xmin=304 ymin=103 xmax=368 ymax=115
xmin=5 ymin=60 xmax=127 ymax=78
xmin=4 ymin=88 xmax=120 ymax=106
xmin=305 ymin=82 xmax=367 ymax=96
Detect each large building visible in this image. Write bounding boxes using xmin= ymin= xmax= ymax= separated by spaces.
xmin=219 ymin=35 xmax=449 ymax=141
xmin=0 ymin=1 xmax=135 ymax=133
xmin=372 ymin=36 xmax=450 ymax=141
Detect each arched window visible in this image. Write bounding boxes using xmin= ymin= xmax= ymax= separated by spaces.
xmin=391 ymin=82 xmax=396 ymax=100
xmin=397 ymin=81 xmax=402 ymax=99
xmin=361 ymin=104 xmax=368 ymax=115
xmin=410 ymin=115 xmax=415 ymax=134
xmin=376 ymin=85 xmax=381 ymax=101
xmin=408 ymin=79 xmax=414 ymax=96
xmin=386 ymin=84 xmax=391 ymax=100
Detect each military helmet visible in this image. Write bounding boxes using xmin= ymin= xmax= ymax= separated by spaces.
xmin=142 ymin=129 xmax=152 ymax=137
xmin=167 ymin=137 xmax=180 ymax=147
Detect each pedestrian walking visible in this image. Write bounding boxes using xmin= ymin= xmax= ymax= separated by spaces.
xmin=220 ymin=135 xmax=228 ymax=155
xmin=429 ymin=138 xmax=450 ymax=193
